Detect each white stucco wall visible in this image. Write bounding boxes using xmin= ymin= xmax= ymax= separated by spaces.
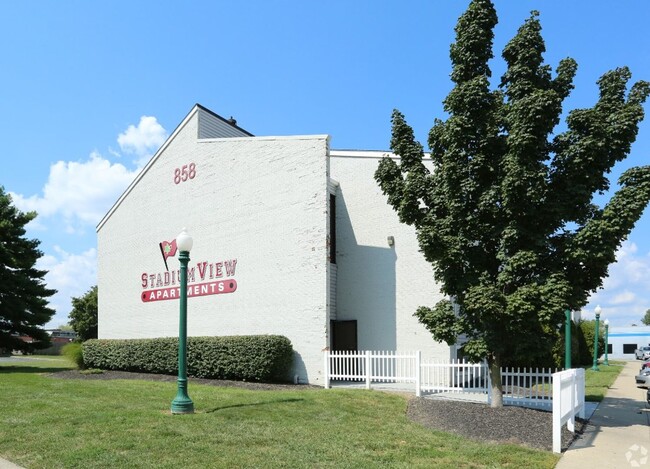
xmin=98 ymin=108 xmax=330 ymax=383
xmin=330 ymin=150 xmax=452 ymax=361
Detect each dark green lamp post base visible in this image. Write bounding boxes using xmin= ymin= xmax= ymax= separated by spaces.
xmin=171 ymin=379 xmax=194 ymax=414
xmin=171 ymin=397 xmax=194 ymax=414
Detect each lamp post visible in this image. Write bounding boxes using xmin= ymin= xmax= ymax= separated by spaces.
xmin=564 ymin=309 xmax=572 ymax=369
xmin=591 ymin=305 xmax=602 ymax=372
xmin=603 ymin=319 xmax=609 ymax=366
xmin=171 ymin=228 xmax=194 ymax=414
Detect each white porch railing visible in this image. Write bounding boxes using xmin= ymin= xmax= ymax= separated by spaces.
xmin=552 ymin=368 xmax=586 ymax=453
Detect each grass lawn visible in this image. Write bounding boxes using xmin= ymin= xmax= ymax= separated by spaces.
xmin=528 ymin=360 xmax=625 ymax=402
xmin=0 ymin=356 xmax=559 ymax=469
xmin=584 ymin=360 xmax=625 ymax=402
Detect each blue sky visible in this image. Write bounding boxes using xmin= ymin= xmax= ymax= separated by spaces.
xmin=3 ymin=1 xmax=650 ymax=328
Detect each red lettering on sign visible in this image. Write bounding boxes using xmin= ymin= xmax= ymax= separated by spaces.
xmin=225 ymin=259 xmax=237 ymax=276
xmin=198 ymin=261 xmax=208 ymax=280
xmin=141 ymin=279 xmax=237 ymax=302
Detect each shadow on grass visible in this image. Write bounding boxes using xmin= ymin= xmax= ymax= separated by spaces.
xmin=0 ymin=366 xmax=71 ymax=374
xmin=586 ymin=393 xmax=604 ymax=402
xmin=204 ymin=397 xmax=305 ymax=413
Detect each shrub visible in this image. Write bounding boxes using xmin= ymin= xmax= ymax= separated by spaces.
xmin=61 ymin=342 xmax=85 ymax=369
xmin=578 ymin=319 xmax=606 ymax=366
xmin=502 ymin=318 xmax=607 ymax=369
xmin=83 ymin=335 xmax=294 ymax=382
xmin=547 ymin=319 xmax=606 ymax=368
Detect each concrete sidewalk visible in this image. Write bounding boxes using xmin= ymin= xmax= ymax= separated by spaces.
xmin=556 ymin=360 xmax=650 ymax=468
xmin=0 ymin=458 xmax=23 ymax=469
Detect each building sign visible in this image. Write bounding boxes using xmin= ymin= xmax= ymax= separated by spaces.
xmin=141 ymin=259 xmax=238 ymax=302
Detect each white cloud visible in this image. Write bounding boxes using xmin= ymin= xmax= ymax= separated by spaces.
xmin=584 ymin=241 xmax=650 ymax=326
xmin=117 ymin=115 xmax=168 ymax=167
xmin=37 ymin=247 xmax=97 ymax=328
xmin=6 ymin=115 xmax=167 ymax=328
xmin=10 ymin=153 xmax=138 ymax=231
xmin=8 ymin=115 xmax=167 ymax=231
xmin=610 ymin=291 xmax=636 ymax=305
xmin=615 ymin=241 xmax=638 ymax=259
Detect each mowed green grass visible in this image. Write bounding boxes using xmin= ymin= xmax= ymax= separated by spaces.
xmin=0 ymin=357 xmax=559 ymax=469
xmin=528 ymin=361 xmax=625 ymax=402
xmin=585 ymin=361 xmax=625 ymax=402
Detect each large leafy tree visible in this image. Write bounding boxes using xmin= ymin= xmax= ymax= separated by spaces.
xmin=0 ymin=186 xmax=56 ymax=352
xmin=375 ymin=0 xmax=650 ymax=406
xmin=68 ymin=285 xmax=98 ymax=341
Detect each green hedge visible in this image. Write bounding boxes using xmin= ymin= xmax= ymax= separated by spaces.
xmin=577 ymin=319 xmax=606 ymax=366
xmin=82 ymin=335 xmax=294 ymax=382
xmin=61 ymin=342 xmax=85 ymax=369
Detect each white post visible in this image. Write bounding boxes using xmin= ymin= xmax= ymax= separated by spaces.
xmin=415 ymin=351 xmax=422 ymax=397
xmin=552 ymin=371 xmax=561 ymax=453
xmin=578 ymin=368 xmax=586 ymax=419
xmin=324 ymin=350 xmax=330 ymax=389
xmin=365 ymin=351 xmax=371 ymax=390
xmin=567 ymin=372 xmax=575 ymax=433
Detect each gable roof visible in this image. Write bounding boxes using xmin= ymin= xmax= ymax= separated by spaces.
xmin=96 ymin=104 xmax=253 ymax=232
xmin=195 ymin=103 xmax=254 ymax=138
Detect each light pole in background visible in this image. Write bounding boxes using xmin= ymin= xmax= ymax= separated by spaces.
xmin=564 ymin=309 xmax=572 ymax=369
xmin=171 ymin=228 xmax=194 ymax=414
xmin=603 ymin=319 xmax=609 ymax=366
xmin=592 ymin=305 xmax=602 ymax=372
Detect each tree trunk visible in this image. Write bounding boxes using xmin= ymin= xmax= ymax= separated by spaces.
xmin=489 ymin=356 xmax=503 ymax=408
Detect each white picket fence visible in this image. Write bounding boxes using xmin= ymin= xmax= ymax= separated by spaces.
xmin=420 ymin=358 xmax=488 ymax=395
xmin=325 ymin=350 xmax=422 ymax=395
xmin=552 ymin=368 xmax=585 ymax=453
xmin=324 ymin=350 xmax=564 ymax=407
xmin=500 ymin=366 xmax=560 ymax=408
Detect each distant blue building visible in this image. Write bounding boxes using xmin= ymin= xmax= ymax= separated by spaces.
xmin=606 ymin=327 xmax=650 ymax=360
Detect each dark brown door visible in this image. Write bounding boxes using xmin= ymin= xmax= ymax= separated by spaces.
xmin=331 ymin=320 xmax=357 ymax=351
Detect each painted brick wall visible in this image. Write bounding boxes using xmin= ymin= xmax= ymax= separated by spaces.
xmin=330 ymin=151 xmax=452 ymax=361
xmin=98 ymin=109 xmax=330 ymax=383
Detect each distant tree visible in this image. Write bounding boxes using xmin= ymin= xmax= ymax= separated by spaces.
xmin=642 ymin=309 xmax=650 ymax=326
xmin=68 ymin=286 xmax=98 ymax=341
xmin=375 ymin=0 xmax=650 ymax=406
xmin=0 ymin=186 xmax=56 ymax=353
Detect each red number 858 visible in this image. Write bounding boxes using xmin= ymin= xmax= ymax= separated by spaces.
xmin=174 ymin=163 xmax=196 ymax=184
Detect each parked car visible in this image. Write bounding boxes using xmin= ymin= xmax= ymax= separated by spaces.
xmin=635 ymin=346 xmax=650 ymax=360
xmin=641 ymin=361 xmax=650 ymax=371
xmin=636 ymin=367 xmax=650 ymax=387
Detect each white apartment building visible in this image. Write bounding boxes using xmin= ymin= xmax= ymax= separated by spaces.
xmin=97 ymin=104 xmax=452 ymax=384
